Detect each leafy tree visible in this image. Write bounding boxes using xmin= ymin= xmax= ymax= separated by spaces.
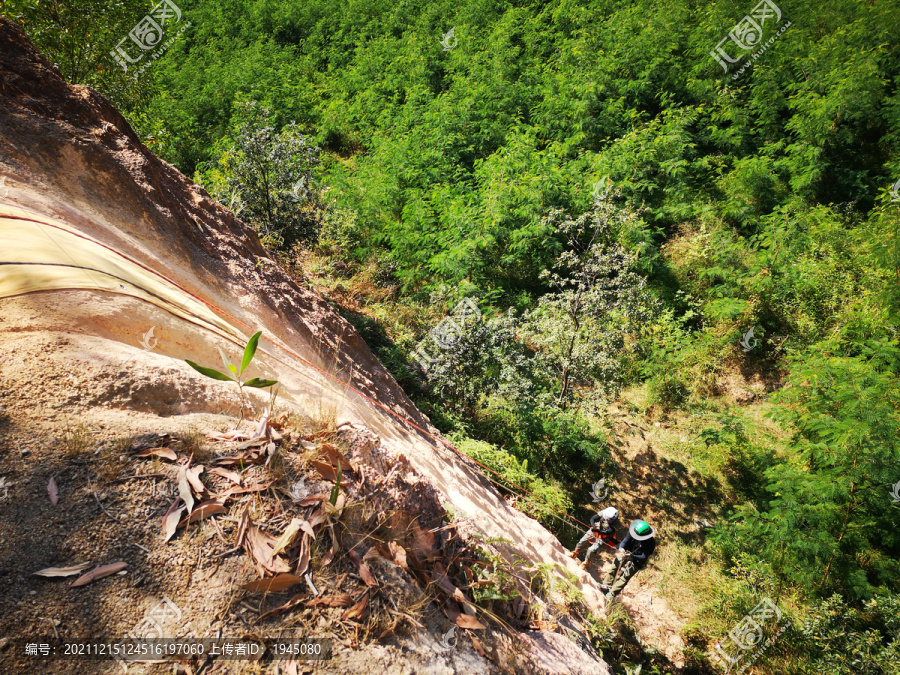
xmin=720 ymin=337 xmax=900 ymax=599
xmin=2 ymin=0 xmax=168 ymax=114
xmin=422 ymin=307 xmax=536 ymax=417
xmin=793 ymin=594 xmax=900 ymax=675
xmin=202 ymin=101 xmax=323 ymax=251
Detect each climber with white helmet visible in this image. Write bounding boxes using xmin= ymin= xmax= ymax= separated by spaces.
xmin=569 ymin=506 xmax=620 ymax=570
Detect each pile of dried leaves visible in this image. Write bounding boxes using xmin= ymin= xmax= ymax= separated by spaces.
xmin=29 ymin=417 xmax=567 ymax=671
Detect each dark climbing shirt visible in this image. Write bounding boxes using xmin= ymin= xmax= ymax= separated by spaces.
xmin=618 ymin=534 xmax=656 ymax=567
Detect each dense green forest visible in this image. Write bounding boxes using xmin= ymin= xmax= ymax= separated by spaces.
xmin=6 ymin=0 xmax=900 ymax=671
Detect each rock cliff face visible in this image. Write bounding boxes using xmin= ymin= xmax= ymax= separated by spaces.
xmin=0 ymin=18 xmax=609 ymax=673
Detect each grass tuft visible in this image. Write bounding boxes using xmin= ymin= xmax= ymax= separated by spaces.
xmin=60 ymin=423 xmax=91 ymax=458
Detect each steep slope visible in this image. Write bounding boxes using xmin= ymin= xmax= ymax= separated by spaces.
xmin=0 ymin=18 xmax=611 ymax=674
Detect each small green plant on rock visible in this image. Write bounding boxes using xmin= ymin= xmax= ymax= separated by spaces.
xmin=186 ymin=330 xmax=278 ymax=425
xmin=531 ymin=561 xmax=585 ymax=611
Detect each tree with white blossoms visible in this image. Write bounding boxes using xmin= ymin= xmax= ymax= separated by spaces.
xmin=520 ymin=193 xmax=654 ymax=406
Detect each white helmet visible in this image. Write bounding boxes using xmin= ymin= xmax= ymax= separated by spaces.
xmin=600 ymin=507 xmax=619 ymax=522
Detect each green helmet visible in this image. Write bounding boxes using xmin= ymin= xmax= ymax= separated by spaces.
xmin=629 ymin=519 xmax=655 ymax=541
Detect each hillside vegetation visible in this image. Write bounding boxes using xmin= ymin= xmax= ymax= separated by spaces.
xmin=6 ymin=0 xmax=900 ymax=672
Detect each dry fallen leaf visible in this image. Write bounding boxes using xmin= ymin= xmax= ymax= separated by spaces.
xmin=71 ymin=562 xmax=127 ymax=587
xmin=162 ymin=498 xmax=185 ymax=543
xmin=234 ymin=438 xmax=267 ymax=451
xmin=271 ymin=518 xmax=303 ymax=557
xmin=245 ymin=525 xmax=291 ymax=575
xmin=323 ymin=492 xmax=346 ymax=515
xmin=249 ymin=411 xmax=272 ymax=442
xmin=455 ymin=614 xmax=486 ymax=630
xmin=135 ymin=447 xmax=178 ymax=461
xmin=348 ymin=550 xmax=378 ymax=588
xmin=388 ymin=541 xmax=409 ymax=572
xmin=47 ymin=477 xmax=58 ymax=506
xmin=216 ymin=480 xmax=275 ymax=501
xmin=320 ymin=517 xmax=339 ymax=567
xmin=528 ymin=620 xmax=558 ymax=631
xmin=306 ymin=593 xmax=353 ymax=608
xmin=32 ymin=563 xmax=92 ymax=578
xmin=341 ymin=592 xmax=369 ymax=621
xmin=295 ymin=534 xmax=311 ymax=577
xmin=469 ymin=634 xmax=488 ymax=658
xmin=321 ymin=443 xmax=352 ymax=471
xmin=295 ymin=494 xmax=326 ymax=507
xmin=434 ymin=563 xmax=467 ymax=605
xmin=445 ymin=599 xmax=461 ymax=623
xmin=241 ymin=574 xmax=304 ymax=592
xmin=177 ymin=466 xmax=194 ymax=514
xmin=310 ymin=460 xmax=348 ymax=485
xmin=362 ymin=546 xmax=383 ymax=562
xmin=179 ymin=501 xmax=226 ymax=526
xmin=185 ymin=465 xmax=205 ymax=495
xmin=411 ymin=519 xmax=438 ymax=560
xmin=235 ymin=505 xmax=250 ymax=548
xmin=307 ymin=504 xmax=328 ymax=530
xmin=208 ymin=467 xmax=241 ymax=485
xmin=213 ymin=456 xmax=243 ymax=468
xmin=208 ymin=429 xmax=251 ymax=442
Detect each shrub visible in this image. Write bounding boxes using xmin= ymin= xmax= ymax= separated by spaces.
xmin=453 ymin=436 xmax=573 ymax=531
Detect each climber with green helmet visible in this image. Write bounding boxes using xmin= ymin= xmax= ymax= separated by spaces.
xmin=601 ymin=519 xmax=656 ymax=600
